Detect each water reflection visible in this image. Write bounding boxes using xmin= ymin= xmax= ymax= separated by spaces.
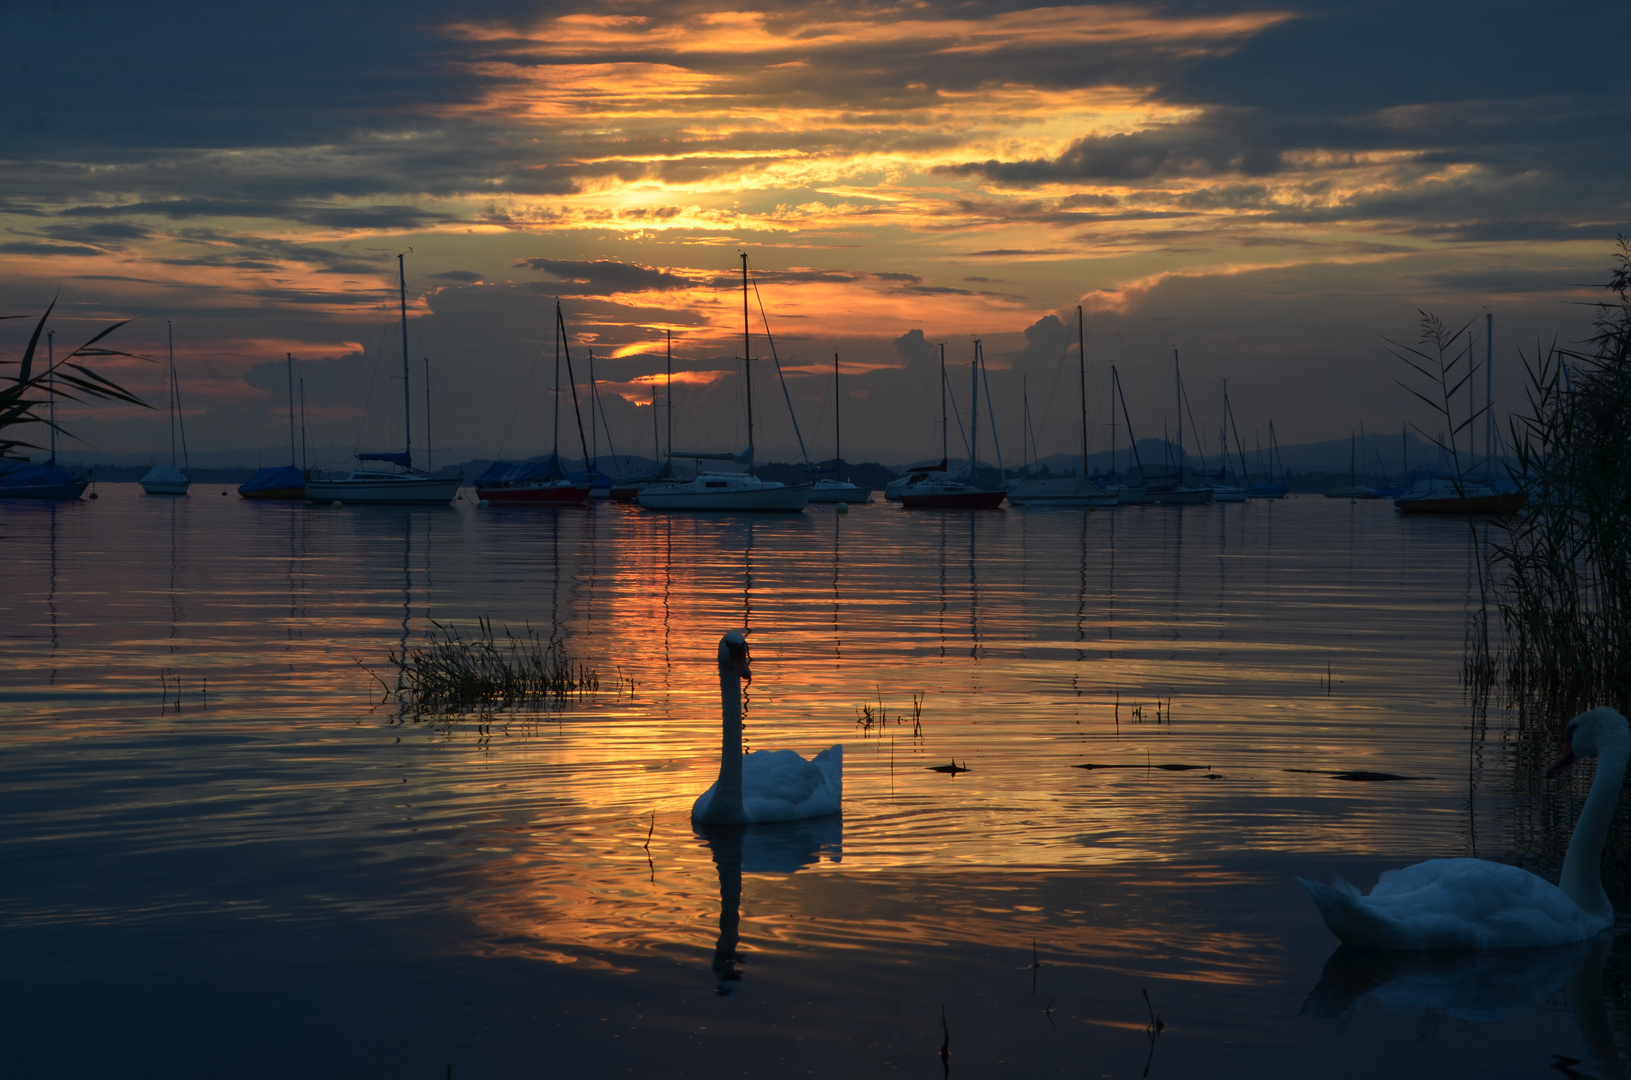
xmin=1303 ymin=933 xmax=1626 ymax=1078
xmin=698 ymin=817 xmax=843 ymax=994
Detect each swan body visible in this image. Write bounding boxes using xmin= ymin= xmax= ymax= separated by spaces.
xmin=693 ymin=746 xmax=842 ymax=824
xmin=692 ymin=631 xmax=842 ymax=825
xmin=1300 ymin=706 xmax=1629 ymax=950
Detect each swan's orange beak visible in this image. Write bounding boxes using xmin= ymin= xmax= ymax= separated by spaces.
xmin=1546 ymin=741 xmax=1577 ymax=778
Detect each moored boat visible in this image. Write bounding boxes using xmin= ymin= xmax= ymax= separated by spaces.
xmin=140 ymin=463 xmax=190 ymax=496
xmin=0 ymin=460 xmax=87 ymax=500
xmin=1007 ymin=307 xmax=1115 ymax=509
xmin=807 ymin=478 xmax=872 ymax=504
xmin=141 ymin=323 xmax=191 ymax=496
xmin=307 ymin=255 xmax=457 ymax=506
xmin=1395 ymin=479 xmax=1524 ymax=516
xmin=307 ymin=470 xmax=461 ymax=505
xmin=637 ymin=471 xmax=810 ymax=512
xmin=475 ymin=455 xmax=589 ymax=505
xmin=239 ymin=464 xmax=306 ymax=500
xmin=636 ymin=253 xmax=808 ymax=515
xmin=898 ymin=476 xmax=1007 ymax=509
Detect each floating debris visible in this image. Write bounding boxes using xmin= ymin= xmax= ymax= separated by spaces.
xmin=1284 ymin=768 xmax=1431 ymax=782
xmin=1074 ymin=762 xmax=1211 ymax=772
xmin=927 ymin=761 xmax=970 ymax=775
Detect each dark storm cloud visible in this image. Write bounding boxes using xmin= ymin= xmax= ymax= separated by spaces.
xmin=155 ymin=229 xmax=388 ymax=278
xmin=518 ymin=258 xmax=698 ymax=294
xmin=893 ymin=329 xmax=938 ymax=370
xmin=942 ymin=122 xmax=1286 ymax=185
xmin=1005 ymin=313 xmax=1073 ymax=368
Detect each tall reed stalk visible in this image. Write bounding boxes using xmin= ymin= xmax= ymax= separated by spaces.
xmin=1491 ymin=242 xmax=1631 ymax=721
xmin=1389 ymin=312 xmax=1495 ymax=707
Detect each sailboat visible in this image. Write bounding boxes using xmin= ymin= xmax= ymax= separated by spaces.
xmin=1325 ymin=429 xmax=1378 ymax=499
xmin=306 ymin=254 xmax=461 ymax=506
xmin=141 ymin=322 xmax=191 ymax=495
xmin=0 ymin=328 xmax=88 ymax=500
xmin=899 ymin=340 xmax=1008 ymax=509
xmin=610 ymin=331 xmax=682 ymax=503
xmin=636 ymin=253 xmax=810 ymax=512
xmin=885 ymin=344 xmax=952 ymax=500
xmin=1249 ymin=420 xmax=1288 ymax=498
xmin=1142 ymin=349 xmax=1211 ymax=504
xmin=1206 ymin=379 xmax=1249 ymax=502
xmin=475 ymin=302 xmax=593 ymax=505
xmin=238 ymin=352 xmax=305 ymax=500
xmin=807 ymin=352 xmax=872 ymax=504
xmin=1006 ymin=306 xmax=1114 ymax=507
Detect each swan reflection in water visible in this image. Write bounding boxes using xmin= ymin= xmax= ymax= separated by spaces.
xmin=697 ymin=816 xmax=843 ymax=995
xmin=1304 ymin=933 xmax=1626 ymax=1078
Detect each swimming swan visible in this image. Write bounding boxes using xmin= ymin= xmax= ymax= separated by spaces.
xmin=692 ymin=631 xmax=842 ymax=824
xmin=1299 ymin=706 xmax=1629 ymax=949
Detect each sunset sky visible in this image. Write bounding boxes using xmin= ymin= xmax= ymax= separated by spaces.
xmin=3 ymin=0 xmax=1626 ymax=467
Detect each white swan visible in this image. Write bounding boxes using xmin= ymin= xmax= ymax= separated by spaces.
xmin=1299 ymin=706 xmax=1629 ymax=950
xmin=692 ymin=630 xmax=842 ymax=824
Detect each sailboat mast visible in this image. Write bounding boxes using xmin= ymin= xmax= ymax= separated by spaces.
xmin=666 ymin=329 xmax=674 ymax=459
xmin=588 ymin=348 xmax=599 ymax=472
xmin=552 ymin=310 xmax=561 ymax=463
xmin=1021 ymin=375 xmax=1030 ymax=473
xmin=556 ymin=303 xmax=595 ymax=475
xmin=398 ymin=253 xmax=412 ymax=468
xmin=833 ymin=352 xmax=842 ymax=483
xmin=286 ymin=352 xmax=296 ymax=467
xmin=970 ymin=340 xmax=979 ymax=477
xmin=167 ymin=322 xmax=177 ymax=465
xmin=170 ymin=324 xmax=189 ymax=471
xmin=1110 ymin=366 xmax=1119 ymax=477
xmin=1078 ymin=305 xmax=1088 ymax=478
xmin=1173 ymin=348 xmax=1183 ymax=482
xmin=740 ymin=253 xmax=754 ymax=469
xmin=939 ymin=343 xmax=947 ymax=467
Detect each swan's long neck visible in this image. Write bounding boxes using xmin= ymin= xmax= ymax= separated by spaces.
xmin=1559 ymin=732 xmax=1630 ymax=920
xmin=712 ymin=663 xmax=747 ymax=824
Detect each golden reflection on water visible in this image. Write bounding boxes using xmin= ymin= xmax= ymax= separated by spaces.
xmin=1 ymin=488 xmax=1507 ymax=974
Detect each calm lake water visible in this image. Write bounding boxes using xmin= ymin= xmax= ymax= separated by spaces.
xmin=2 ymin=487 xmax=1625 ymax=1077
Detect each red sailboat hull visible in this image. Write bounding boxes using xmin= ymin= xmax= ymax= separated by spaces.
xmin=476 ymin=483 xmax=590 ymax=505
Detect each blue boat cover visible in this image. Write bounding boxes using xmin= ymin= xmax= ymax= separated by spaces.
xmin=238 ymin=464 xmax=306 ymax=495
xmin=0 ymin=461 xmax=79 ymax=487
xmin=357 ymin=451 xmax=411 ymax=467
xmin=474 ymin=454 xmax=564 ymax=485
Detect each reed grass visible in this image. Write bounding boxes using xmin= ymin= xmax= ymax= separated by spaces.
xmin=374 ymin=618 xmax=605 ymax=717
xmin=1490 ymin=241 xmax=1631 ymax=722
xmin=2 ymin=298 xmax=150 ymax=461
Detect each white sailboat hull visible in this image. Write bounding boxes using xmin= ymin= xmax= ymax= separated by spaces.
xmin=1005 ymin=476 xmax=1116 ymax=507
xmin=307 ymin=475 xmax=460 ymax=505
xmin=637 ymin=474 xmax=809 ymax=512
xmin=807 ymin=481 xmax=872 ymax=504
xmin=140 ymin=464 xmax=191 ymax=496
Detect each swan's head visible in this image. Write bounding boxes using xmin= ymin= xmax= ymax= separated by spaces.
xmin=718 ymin=630 xmax=752 ymax=684
xmin=1547 ymin=706 xmax=1631 ymax=777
